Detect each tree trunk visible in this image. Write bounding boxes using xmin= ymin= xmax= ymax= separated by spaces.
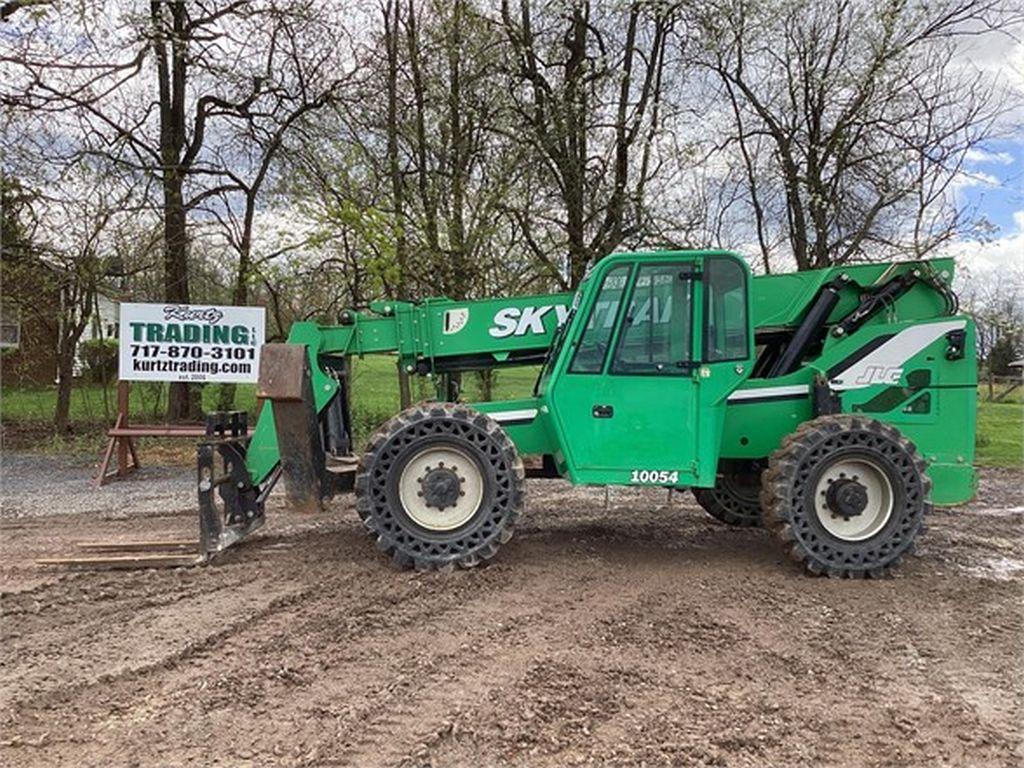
xmin=564 ymin=4 xmax=589 ymax=288
xmin=407 ymin=0 xmax=441 ymax=258
xmin=54 ymin=290 xmax=90 ymax=433
xmin=53 ymin=339 xmax=76 ymax=433
xmin=163 ymin=166 xmax=197 ymax=421
xmin=384 ymin=0 xmax=407 ymax=298
xmin=215 ymin=199 xmax=254 ymax=413
xmin=154 ymin=1 xmax=197 ymax=422
xmin=445 ymin=0 xmax=468 ymax=298
xmin=475 ymin=369 xmax=496 ymax=401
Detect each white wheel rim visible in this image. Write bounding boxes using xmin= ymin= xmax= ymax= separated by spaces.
xmin=398 ymin=446 xmax=484 ymax=531
xmin=813 ymin=457 xmax=894 ymax=541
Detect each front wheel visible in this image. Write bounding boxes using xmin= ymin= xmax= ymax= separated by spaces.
xmin=761 ymin=415 xmax=931 ymax=578
xmin=355 ymin=403 xmax=525 ymax=570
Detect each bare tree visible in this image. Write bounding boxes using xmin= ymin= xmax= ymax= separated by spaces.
xmin=2 ymin=0 xmax=354 ymax=419
xmin=691 ymin=0 xmax=1021 ymax=270
xmin=292 ymin=0 xmax=535 ymax=304
xmin=960 ymin=264 xmax=1024 ymax=394
xmin=192 ymin=3 xmax=353 ymax=307
xmin=499 ymin=0 xmax=675 ymax=287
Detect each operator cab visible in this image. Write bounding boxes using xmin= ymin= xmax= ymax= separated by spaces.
xmin=539 ymin=250 xmax=753 ymax=488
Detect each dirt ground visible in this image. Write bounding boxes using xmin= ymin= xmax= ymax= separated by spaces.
xmin=1 ymin=455 xmax=1021 ymax=768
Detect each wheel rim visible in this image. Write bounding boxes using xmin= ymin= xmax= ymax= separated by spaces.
xmin=398 ymin=446 xmax=484 ymax=531
xmin=813 ymin=457 xmax=894 ymax=541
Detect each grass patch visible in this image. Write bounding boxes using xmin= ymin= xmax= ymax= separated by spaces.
xmin=3 ymin=368 xmax=1020 ymax=468
xmin=0 ymin=381 xmax=261 ymax=424
xmin=975 ymin=399 xmax=1024 ymax=468
xmin=0 ymin=357 xmax=540 ymax=453
xmin=347 ymin=356 xmax=537 ymax=445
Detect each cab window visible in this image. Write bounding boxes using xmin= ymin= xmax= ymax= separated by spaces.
xmin=704 ymin=256 xmax=749 ymax=362
xmin=569 ymin=265 xmax=630 ymax=373
xmin=611 ymin=263 xmax=693 ymax=375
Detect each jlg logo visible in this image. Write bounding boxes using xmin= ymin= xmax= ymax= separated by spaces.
xmin=853 ymin=365 xmax=903 ymax=386
xmin=489 ymin=305 xmax=570 ymax=338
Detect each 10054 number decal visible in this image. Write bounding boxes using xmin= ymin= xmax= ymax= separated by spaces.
xmin=630 ymin=470 xmax=679 ymax=484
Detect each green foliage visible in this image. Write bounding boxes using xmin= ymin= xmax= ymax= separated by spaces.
xmin=79 ymin=338 xmax=118 ymax=383
xmin=987 ymin=335 xmax=1022 ymax=376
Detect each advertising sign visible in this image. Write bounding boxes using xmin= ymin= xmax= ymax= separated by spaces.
xmin=118 ymin=303 xmax=265 ymax=383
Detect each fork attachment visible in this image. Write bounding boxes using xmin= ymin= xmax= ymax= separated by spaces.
xmin=36 ymin=411 xmax=265 ymax=569
xmin=197 ymin=411 xmax=269 ymax=561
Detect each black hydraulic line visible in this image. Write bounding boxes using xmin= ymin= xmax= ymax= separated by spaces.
xmin=321 ymin=358 xmax=353 ymax=456
xmin=751 ymin=331 xmax=788 ymax=378
xmin=766 ymin=277 xmax=848 ymax=378
xmin=323 ymin=392 xmax=350 ymax=456
xmin=921 ymin=265 xmax=960 ymax=316
xmin=831 ymin=272 xmax=918 ymax=339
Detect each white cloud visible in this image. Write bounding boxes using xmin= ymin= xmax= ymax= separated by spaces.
xmin=955 ymin=170 xmax=1003 ymax=188
xmin=964 ymin=148 xmax=1015 ymax=165
xmin=940 ymin=209 xmax=1024 ymax=274
xmin=952 ymin=22 xmax=1024 ymax=127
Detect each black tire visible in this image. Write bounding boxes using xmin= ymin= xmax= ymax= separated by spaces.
xmin=761 ymin=415 xmax=931 ymax=578
xmin=693 ymin=472 xmax=763 ymax=527
xmin=354 ymin=403 xmax=525 ymax=571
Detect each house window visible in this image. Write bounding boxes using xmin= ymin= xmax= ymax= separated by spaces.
xmin=0 ymin=309 xmax=20 ymax=349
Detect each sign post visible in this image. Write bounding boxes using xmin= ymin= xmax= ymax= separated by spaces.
xmin=95 ymin=303 xmax=266 ymax=487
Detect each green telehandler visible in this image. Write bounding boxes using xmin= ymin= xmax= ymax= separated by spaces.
xmin=62 ymin=249 xmax=978 ymax=576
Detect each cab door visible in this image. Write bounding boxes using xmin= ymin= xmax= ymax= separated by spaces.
xmin=548 ymin=259 xmax=701 ymax=486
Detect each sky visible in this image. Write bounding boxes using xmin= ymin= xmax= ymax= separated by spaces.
xmin=942 ymin=24 xmax=1024 ymax=277
xmin=949 ymin=138 xmax=1024 ymax=275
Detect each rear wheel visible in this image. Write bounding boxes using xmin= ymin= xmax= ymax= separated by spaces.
xmin=761 ymin=415 xmax=931 ymax=578
xmin=692 ymin=471 xmax=763 ymax=527
xmin=355 ymin=403 xmax=525 ymax=570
